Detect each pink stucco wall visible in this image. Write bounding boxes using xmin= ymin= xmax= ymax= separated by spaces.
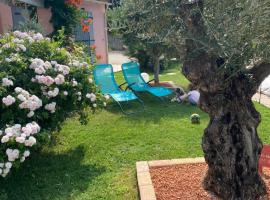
xmin=0 ymin=2 xmax=13 ymax=34
xmin=80 ymin=1 xmax=108 ymax=64
xmin=0 ymin=1 xmax=108 ymax=64
xmin=37 ymin=8 xmax=53 ymax=35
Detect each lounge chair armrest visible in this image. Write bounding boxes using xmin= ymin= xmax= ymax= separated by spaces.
xmin=125 ymin=82 xmax=136 ymax=91
xmin=147 ymin=79 xmax=155 ymax=84
xmin=119 ymin=82 xmax=127 ymax=89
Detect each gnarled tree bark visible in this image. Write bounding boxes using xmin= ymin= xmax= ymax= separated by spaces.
xmin=180 ymin=1 xmax=270 ymax=199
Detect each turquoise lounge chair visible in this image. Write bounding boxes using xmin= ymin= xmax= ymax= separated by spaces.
xmin=93 ymin=64 xmax=144 ymax=114
xmin=121 ymin=62 xmax=173 ymax=99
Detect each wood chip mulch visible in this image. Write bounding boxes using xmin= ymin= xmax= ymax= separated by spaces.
xmin=150 ymin=163 xmax=270 ymax=200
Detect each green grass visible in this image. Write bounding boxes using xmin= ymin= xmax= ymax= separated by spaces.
xmin=1 ymin=64 xmax=270 ymax=200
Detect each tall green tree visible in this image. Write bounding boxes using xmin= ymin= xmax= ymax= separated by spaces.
xmin=108 ymin=0 xmax=176 ymax=84
xmin=114 ymin=0 xmax=270 ymax=198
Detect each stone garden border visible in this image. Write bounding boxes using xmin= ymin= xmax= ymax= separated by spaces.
xmin=136 ymin=157 xmax=205 ymax=200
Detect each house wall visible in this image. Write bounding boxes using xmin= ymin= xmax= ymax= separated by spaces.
xmin=0 ymin=1 xmax=108 ymax=64
xmin=80 ymin=1 xmax=108 ymax=64
xmin=37 ymin=7 xmax=53 ymax=35
xmin=0 ymin=2 xmax=13 ymax=34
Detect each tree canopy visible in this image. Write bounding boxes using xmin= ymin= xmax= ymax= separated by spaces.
xmin=110 ymin=0 xmax=270 ymax=82
xmin=110 ymin=0 xmax=270 ymax=198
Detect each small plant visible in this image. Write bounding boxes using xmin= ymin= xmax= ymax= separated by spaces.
xmin=190 ymin=113 xmax=200 ymax=124
xmin=17 ymin=16 xmax=45 ymax=34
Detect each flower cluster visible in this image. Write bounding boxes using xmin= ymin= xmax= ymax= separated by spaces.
xmin=81 ymin=18 xmax=93 ymax=33
xmin=0 ymin=31 xmax=107 ymax=178
xmin=2 ymin=78 xmax=13 ymax=87
xmin=16 ymin=88 xmax=43 ymax=113
xmin=0 ymin=122 xmax=39 ymax=177
xmin=2 ymin=95 xmax=16 ymax=106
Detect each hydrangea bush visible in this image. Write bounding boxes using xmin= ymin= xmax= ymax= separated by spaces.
xmin=0 ymin=31 xmax=108 ymax=178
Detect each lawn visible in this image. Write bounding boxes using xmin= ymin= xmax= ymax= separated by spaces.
xmin=0 ymin=64 xmax=270 ymax=200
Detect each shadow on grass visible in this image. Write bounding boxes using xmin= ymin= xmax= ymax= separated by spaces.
xmin=105 ymin=93 xmax=207 ymax=123
xmin=0 ymin=145 xmax=106 ymax=200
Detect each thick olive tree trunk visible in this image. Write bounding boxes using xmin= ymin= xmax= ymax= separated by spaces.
xmin=183 ymin=56 xmax=268 ymax=200
xmin=200 ymin=78 xmax=266 ymax=199
xmin=179 ymin=1 xmax=270 ymax=199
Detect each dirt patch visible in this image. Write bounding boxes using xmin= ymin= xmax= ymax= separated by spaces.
xmin=150 ymin=163 xmax=270 ymax=200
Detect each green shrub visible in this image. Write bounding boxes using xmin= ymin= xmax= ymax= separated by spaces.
xmin=0 ymin=30 xmax=107 ymax=178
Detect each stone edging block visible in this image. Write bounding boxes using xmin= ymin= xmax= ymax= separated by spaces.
xmin=136 ymin=157 xmax=205 ymax=200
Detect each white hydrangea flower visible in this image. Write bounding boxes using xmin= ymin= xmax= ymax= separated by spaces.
xmin=17 ymin=44 xmax=26 ymax=52
xmin=33 ymin=33 xmax=44 ymax=41
xmin=5 ymin=162 xmax=12 ymax=169
xmin=2 ymin=78 xmax=13 ymax=87
xmin=1 ymin=135 xmax=9 ymax=143
xmin=44 ymin=61 xmax=52 ymax=70
xmin=6 ymin=149 xmax=20 ymax=161
xmin=45 ymin=102 xmax=56 ymax=113
xmin=17 ymin=94 xmax=27 ymax=102
xmin=16 ymin=136 xmax=26 ymax=143
xmin=2 ymin=95 xmax=16 ymax=106
xmin=51 ymin=61 xmax=57 ymax=65
xmin=72 ymin=79 xmax=78 ymax=87
xmin=34 ymin=66 xmax=46 ymax=74
xmin=23 ymin=150 xmax=30 ymax=157
xmin=55 ymin=74 xmax=65 ymax=85
xmin=35 ymin=75 xmax=54 ymax=86
xmin=20 ymin=157 xmax=25 ymax=163
xmin=86 ymin=93 xmax=96 ymax=102
xmin=18 ymin=91 xmax=42 ymax=111
xmin=48 ymin=88 xmax=59 ymax=98
xmin=5 ymin=128 xmax=13 ymax=137
xmin=27 ymin=111 xmax=35 ymax=118
xmin=15 ymin=87 xmax=23 ymax=93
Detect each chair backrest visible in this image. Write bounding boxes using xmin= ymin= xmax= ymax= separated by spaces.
xmin=121 ymin=62 xmax=146 ymax=90
xmin=93 ymin=64 xmax=120 ymax=94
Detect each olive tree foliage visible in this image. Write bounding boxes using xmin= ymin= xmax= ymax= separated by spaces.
xmin=191 ymin=0 xmax=270 ymax=79
xmin=112 ymin=0 xmax=270 ymax=79
xmin=113 ymin=0 xmax=270 ymax=199
xmin=108 ymin=0 xmax=179 ymax=84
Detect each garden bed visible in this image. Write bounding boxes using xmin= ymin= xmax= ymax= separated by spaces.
xmin=150 ymin=163 xmax=270 ymax=200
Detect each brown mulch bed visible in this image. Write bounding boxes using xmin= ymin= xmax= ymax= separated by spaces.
xmin=150 ymin=163 xmax=270 ymax=200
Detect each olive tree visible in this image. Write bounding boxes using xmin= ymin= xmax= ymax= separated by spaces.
xmin=108 ymin=0 xmax=175 ymax=84
xmin=118 ymin=0 xmax=270 ymax=199
xmin=178 ymin=1 xmax=270 ymax=199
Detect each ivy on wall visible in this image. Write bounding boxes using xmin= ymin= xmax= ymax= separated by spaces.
xmin=44 ymin=0 xmax=84 ymax=36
